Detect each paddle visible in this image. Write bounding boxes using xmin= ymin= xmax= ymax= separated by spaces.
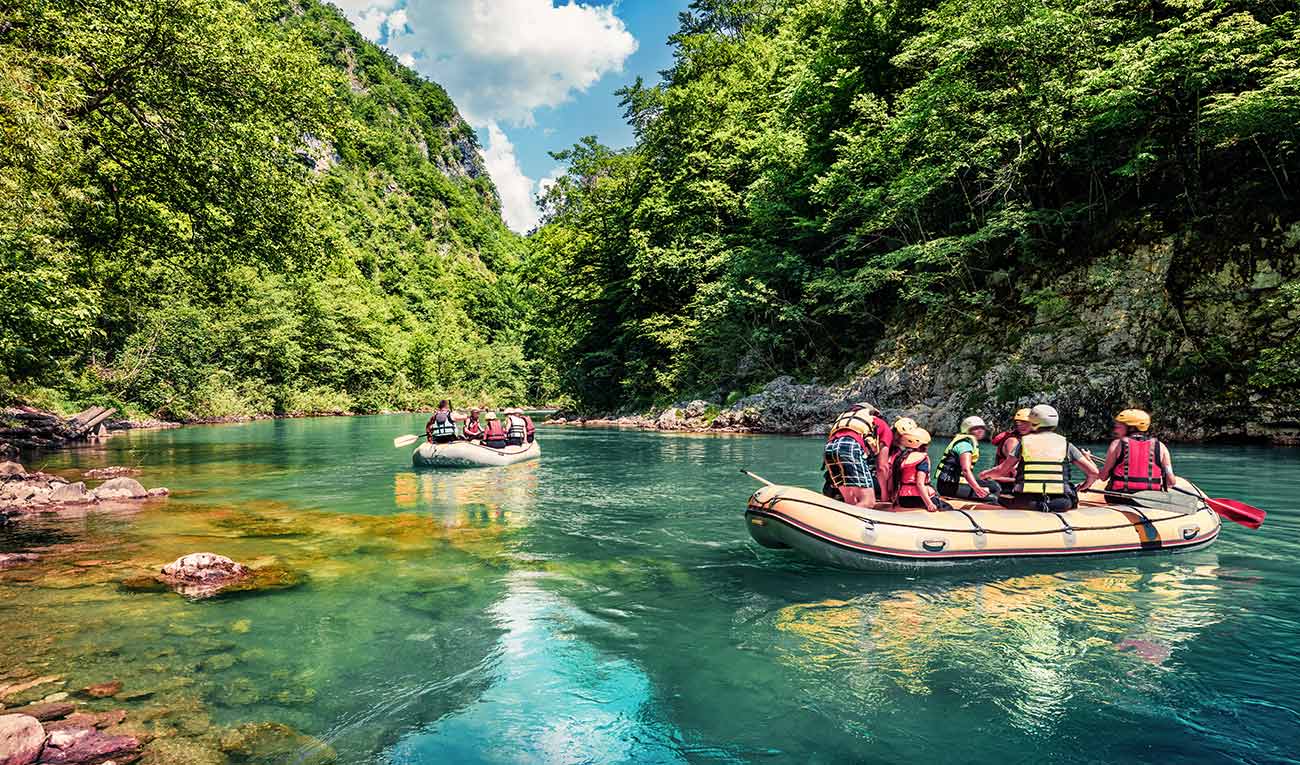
xmin=740 ymin=468 xmax=774 ymax=486
xmin=1169 ymin=486 xmax=1266 ymax=529
xmin=393 ymin=434 xmax=422 ymax=448
xmin=1079 ymin=449 xmax=1265 ymax=528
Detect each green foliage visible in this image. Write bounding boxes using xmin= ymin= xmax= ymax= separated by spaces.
xmin=525 ymin=0 xmax=1299 ymax=410
xmin=2 ymin=0 xmax=531 ymax=417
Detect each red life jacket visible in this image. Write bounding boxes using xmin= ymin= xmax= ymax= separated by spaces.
xmin=992 ymin=430 xmax=1017 ymax=464
xmin=463 ymin=419 xmax=484 ymax=438
xmin=523 ymin=416 xmax=535 ymax=440
xmin=482 ymin=419 xmax=507 ymax=442
xmin=892 ymin=449 xmax=929 ymax=498
xmin=1107 ymin=436 xmax=1165 ymax=492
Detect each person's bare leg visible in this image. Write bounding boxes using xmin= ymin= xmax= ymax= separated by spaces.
xmin=840 ymin=486 xmax=877 ymax=508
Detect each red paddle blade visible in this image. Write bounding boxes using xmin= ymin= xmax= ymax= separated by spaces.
xmin=1208 ymin=497 xmax=1266 ymax=529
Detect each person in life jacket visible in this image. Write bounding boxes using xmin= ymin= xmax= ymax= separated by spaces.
xmin=480 ymin=412 xmax=508 ymax=449
xmin=891 ymin=417 xmax=919 ymax=458
xmin=425 ymin=400 xmax=464 ymax=444
xmin=891 ymin=428 xmax=951 ymax=512
xmin=982 ymin=404 xmax=1099 ymax=512
xmin=1097 ymin=409 xmax=1177 ymax=497
xmin=503 ymin=408 xmax=528 ymax=447
xmin=821 ymin=402 xmax=894 ymax=507
xmin=936 ymin=416 xmax=1001 ymax=501
xmin=988 ymin=408 xmax=1033 ymax=468
xmin=462 ymin=408 xmax=485 ymax=442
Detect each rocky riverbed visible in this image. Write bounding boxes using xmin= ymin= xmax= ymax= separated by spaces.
xmin=1 ymin=461 xmax=169 ymax=524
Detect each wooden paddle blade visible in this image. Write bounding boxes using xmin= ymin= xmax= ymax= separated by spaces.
xmin=1207 ymin=497 xmax=1266 ymax=529
xmin=393 ymin=434 xmax=421 ymax=448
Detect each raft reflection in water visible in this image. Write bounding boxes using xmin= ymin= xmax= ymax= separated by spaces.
xmin=768 ymin=561 xmax=1224 ymax=732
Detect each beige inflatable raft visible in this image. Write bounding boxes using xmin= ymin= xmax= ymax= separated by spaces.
xmin=412 ymin=440 xmax=540 ymax=468
xmin=745 ymin=484 xmax=1220 ymax=571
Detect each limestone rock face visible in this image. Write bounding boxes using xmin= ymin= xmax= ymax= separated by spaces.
xmin=0 ymin=714 xmax=44 ymax=765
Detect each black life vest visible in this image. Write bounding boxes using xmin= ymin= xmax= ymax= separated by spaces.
xmin=430 ymin=410 xmax=457 ymax=441
xmin=937 ymin=433 xmax=978 ymax=485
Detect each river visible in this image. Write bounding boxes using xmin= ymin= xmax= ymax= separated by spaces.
xmin=4 ymin=415 xmax=1298 ymax=763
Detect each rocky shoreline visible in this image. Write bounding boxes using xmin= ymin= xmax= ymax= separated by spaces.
xmin=0 ymin=461 xmax=169 ymax=524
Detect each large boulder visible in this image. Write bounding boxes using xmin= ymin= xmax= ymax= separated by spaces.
xmin=92 ymin=478 xmax=147 ymax=500
xmin=0 ymin=714 xmax=44 ymax=765
xmin=0 ymin=462 xmax=26 ymax=481
xmin=159 ymin=553 xmax=250 ymax=599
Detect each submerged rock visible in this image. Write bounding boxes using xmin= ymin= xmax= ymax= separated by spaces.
xmin=138 ymin=739 xmax=226 ymax=765
xmin=82 ymin=467 xmax=139 ymax=480
xmin=38 ymin=726 xmax=140 ymax=764
xmin=218 ymin=722 xmax=335 ymax=765
xmin=2 ymin=701 xmax=73 ymax=722
xmin=140 ymin=554 xmax=302 ymax=600
xmin=79 ymin=681 xmax=122 ymax=699
xmin=0 ymin=554 xmax=39 ymax=571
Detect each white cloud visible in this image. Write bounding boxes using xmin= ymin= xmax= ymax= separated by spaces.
xmin=481 ymin=123 xmax=541 ymax=233
xmin=389 ymin=0 xmax=638 ymax=126
xmin=331 ymin=0 xmax=633 ymax=230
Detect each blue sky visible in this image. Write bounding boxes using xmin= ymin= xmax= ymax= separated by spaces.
xmin=331 ymin=0 xmax=691 ymax=231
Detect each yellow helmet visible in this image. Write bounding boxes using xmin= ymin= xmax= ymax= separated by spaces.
xmin=900 ymin=427 xmax=931 ymax=449
xmin=893 ymin=416 xmax=918 ymax=434
xmin=1115 ymin=409 xmax=1151 ymax=432
xmin=1013 ymin=408 xmax=1032 ymax=423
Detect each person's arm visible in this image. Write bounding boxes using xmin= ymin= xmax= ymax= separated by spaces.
xmin=1073 ymin=445 xmax=1101 ymax=491
xmin=959 ymin=451 xmax=989 ymax=498
xmin=1160 ymin=443 xmax=1178 ymax=487
xmin=425 ymin=414 xmax=437 ymax=439
xmin=982 ymin=453 xmax=1018 ymax=481
xmin=1096 ymin=440 xmax=1121 ymax=484
xmin=876 ymin=449 xmax=892 ymax=502
xmin=918 ymin=469 xmax=938 ymax=512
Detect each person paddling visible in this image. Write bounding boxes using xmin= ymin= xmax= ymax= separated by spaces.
xmin=480 ymin=412 xmax=508 ymax=449
xmin=821 ymin=402 xmax=893 ymax=507
xmin=462 ymin=408 xmax=485 ymax=442
xmin=425 ymin=400 xmax=463 ymax=444
xmin=892 ymin=428 xmax=950 ymax=512
xmin=1097 ymin=409 xmax=1177 ymax=497
xmin=983 ymin=404 xmax=1099 ymax=512
xmin=936 ymin=416 xmax=1000 ymax=501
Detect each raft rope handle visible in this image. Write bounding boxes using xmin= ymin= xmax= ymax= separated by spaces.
xmin=755 ymin=494 xmax=1202 ymax=537
xmin=953 ymin=507 xmax=985 ymax=536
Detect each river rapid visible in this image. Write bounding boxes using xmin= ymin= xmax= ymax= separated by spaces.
xmin=3 ymin=415 xmax=1298 ymax=764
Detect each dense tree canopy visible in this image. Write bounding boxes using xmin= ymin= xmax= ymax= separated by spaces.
xmin=1 ymin=0 xmax=529 ymax=418
xmin=524 ymin=0 xmax=1299 ymax=411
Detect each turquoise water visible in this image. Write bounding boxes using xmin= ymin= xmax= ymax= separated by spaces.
xmin=6 ymin=415 xmax=1299 ymax=763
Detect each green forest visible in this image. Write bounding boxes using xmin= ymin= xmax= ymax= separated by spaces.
xmin=4 ymin=0 xmax=1299 ymax=428
xmin=3 ymin=0 xmax=531 ymax=420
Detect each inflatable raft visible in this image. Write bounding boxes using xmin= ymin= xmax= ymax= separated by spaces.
xmin=412 ymin=440 xmax=540 ymax=468
xmin=745 ymin=483 xmax=1220 ymax=571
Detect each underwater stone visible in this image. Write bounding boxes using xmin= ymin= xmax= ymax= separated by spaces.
xmin=218 ymin=722 xmax=336 ymax=765
xmin=138 ymin=738 xmax=227 ymax=765
xmin=79 ymin=682 xmax=121 ymax=700
xmin=37 ymin=726 xmax=140 ymax=764
xmin=2 ymin=702 xmax=73 ymax=722
xmin=0 ymin=554 xmax=39 ymax=571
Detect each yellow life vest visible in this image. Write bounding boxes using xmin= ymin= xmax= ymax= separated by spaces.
xmin=829 ymin=410 xmax=881 ymax=455
xmin=1016 ymin=431 xmax=1070 ymax=495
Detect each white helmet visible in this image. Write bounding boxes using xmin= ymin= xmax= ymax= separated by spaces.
xmin=959 ymin=415 xmax=987 ymax=434
xmin=1028 ymin=404 xmax=1059 ymax=429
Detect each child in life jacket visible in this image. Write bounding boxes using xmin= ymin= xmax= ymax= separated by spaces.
xmin=890 ymin=428 xmax=952 ymax=512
